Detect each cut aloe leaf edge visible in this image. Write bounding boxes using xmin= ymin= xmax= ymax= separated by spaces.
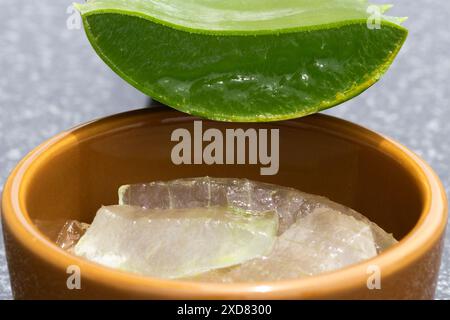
xmin=75 ymin=0 xmax=408 ymax=122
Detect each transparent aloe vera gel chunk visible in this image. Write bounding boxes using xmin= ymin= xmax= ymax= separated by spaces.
xmin=120 ymin=177 xmax=397 ymax=252
xmin=73 ymin=205 xmax=278 ymax=279
xmin=58 ymin=177 xmax=397 ymax=282
xmin=198 ymin=207 xmax=378 ymax=282
xmin=75 ymin=0 xmax=407 ymax=121
xmin=56 ymin=220 xmax=90 ymax=251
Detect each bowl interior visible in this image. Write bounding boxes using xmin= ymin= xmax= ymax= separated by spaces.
xmin=23 ymin=108 xmax=424 ymax=243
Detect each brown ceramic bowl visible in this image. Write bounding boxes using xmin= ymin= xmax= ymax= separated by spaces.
xmin=1 ymin=107 xmax=447 ymax=299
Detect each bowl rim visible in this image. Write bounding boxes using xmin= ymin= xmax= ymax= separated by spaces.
xmin=2 ymin=107 xmax=448 ymax=299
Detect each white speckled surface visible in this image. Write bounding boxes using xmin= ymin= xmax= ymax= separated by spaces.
xmin=0 ymin=0 xmax=448 ymax=299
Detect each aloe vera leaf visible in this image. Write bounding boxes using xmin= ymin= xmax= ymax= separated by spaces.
xmin=75 ymin=0 xmax=407 ymax=121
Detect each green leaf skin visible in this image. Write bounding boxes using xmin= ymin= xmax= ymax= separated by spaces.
xmin=75 ymin=0 xmax=408 ymax=122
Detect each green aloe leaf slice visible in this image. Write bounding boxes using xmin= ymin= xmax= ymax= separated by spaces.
xmin=75 ymin=0 xmax=407 ymax=122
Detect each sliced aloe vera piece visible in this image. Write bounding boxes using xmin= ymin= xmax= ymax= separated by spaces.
xmin=119 ymin=177 xmax=397 ymax=251
xmin=75 ymin=0 xmax=407 ymax=121
xmin=225 ymin=207 xmax=378 ymax=281
xmin=191 ymin=207 xmax=378 ymax=282
xmin=73 ymin=205 xmax=278 ymax=279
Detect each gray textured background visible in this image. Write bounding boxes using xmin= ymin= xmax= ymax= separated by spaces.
xmin=0 ymin=0 xmax=448 ymax=299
